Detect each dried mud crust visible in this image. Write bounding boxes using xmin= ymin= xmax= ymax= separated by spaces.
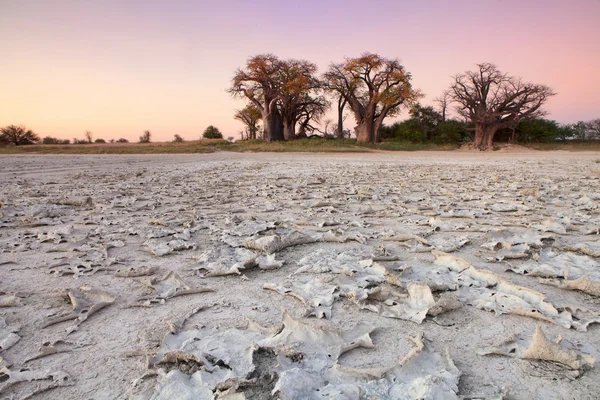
xmin=0 ymin=152 xmax=599 ymax=399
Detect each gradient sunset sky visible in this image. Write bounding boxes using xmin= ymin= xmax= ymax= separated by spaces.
xmin=1 ymin=0 xmax=599 ymax=142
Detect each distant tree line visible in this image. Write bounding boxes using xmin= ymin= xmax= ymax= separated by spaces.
xmin=2 ymin=54 xmax=599 ymax=150
xmin=0 ymin=126 xmax=227 ymax=146
xmin=230 ymin=55 xmax=575 ymax=149
xmin=379 ymin=106 xmax=600 ymax=145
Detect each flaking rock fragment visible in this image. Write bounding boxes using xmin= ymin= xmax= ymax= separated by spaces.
xmin=532 ymin=219 xmax=568 ymax=234
xmin=0 ymin=318 xmax=20 ymax=352
xmin=479 ymin=326 xmax=596 ymax=371
xmin=432 ymin=250 xmax=600 ymax=331
xmin=428 ymin=218 xmax=470 ymax=232
xmin=379 ymin=284 xmax=460 ymax=323
xmin=149 ymin=323 xmax=268 ymax=394
xmin=258 ymin=312 xmax=375 ymax=398
xmin=395 ymin=260 xmax=459 ymax=291
xmin=136 ymin=271 xmax=214 ymax=305
xmin=255 ymin=253 xmax=285 ymax=270
xmin=482 ymin=229 xmax=553 ymax=250
xmin=264 ymin=280 xmax=337 ymax=319
xmin=490 ymin=243 xmax=530 ymax=261
xmin=42 ymin=286 xmax=115 ymax=334
xmin=293 ymin=248 xmax=365 ymax=275
xmin=24 ymin=339 xmax=90 ymax=363
xmin=425 ymin=234 xmax=470 ymax=253
xmin=194 ymin=248 xmax=257 ymax=277
xmin=115 ymin=266 xmax=159 ymax=278
xmin=259 ymin=314 xmax=461 ymax=399
xmin=223 ymin=220 xmax=275 ymax=237
xmin=147 ymin=227 xmax=177 ymax=239
xmin=507 ymin=251 xmax=600 ymax=296
xmin=318 ymin=230 xmax=368 ymax=245
xmin=0 ymin=366 xmax=71 ymax=398
xmin=144 ymin=239 xmax=195 ymax=256
xmin=381 ymin=231 xmax=430 ymax=244
xmin=150 ymin=369 xmax=214 ymax=400
xmin=0 ymin=294 xmax=20 ymax=307
xmin=166 ymin=305 xmax=207 ymax=334
xmin=320 ymin=333 xmax=461 ymax=399
xmin=554 ymin=238 xmax=600 ymax=258
xmin=243 ymin=231 xmax=315 ymax=254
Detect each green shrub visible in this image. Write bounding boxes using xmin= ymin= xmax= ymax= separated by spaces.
xmin=203 ymin=125 xmax=223 ymax=139
xmin=432 ymin=120 xmax=465 ymax=144
xmin=393 ymin=120 xmax=427 ymax=143
xmin=42 ymin=136 xmax=70 ymax=144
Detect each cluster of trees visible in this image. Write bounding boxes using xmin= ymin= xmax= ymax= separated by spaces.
xmin=230 ymin=53 xmax=418 ymax=143
xmin=379 ymin=106 xmax=600 ymax=145
xmin=380 ymin=104 xmax=467 ymax=144
xmin=230 ymin=55 xmax=565 ymax=149
xmin=500 ymin=118 xmax=600 ymax=143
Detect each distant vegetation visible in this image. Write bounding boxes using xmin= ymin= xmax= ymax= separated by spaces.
xmin=2 ymin=136 xmax=600 ymax=155
xmin=0 ymin=125 xmax=40 ymax=145
xmin=229 ymin=54 xmax=562 ymax=149
xmin=42 ymin=136 xmax=70 ymax=145
xmin=2 ymin=52 xmax=599 ymax=151
xmin=203 ymin=125 xmax=223 ymax=139
xmin=139 ymin=130 xmax=151 ymax=143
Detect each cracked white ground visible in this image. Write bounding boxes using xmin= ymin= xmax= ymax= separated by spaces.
xmin=0 ymin=151 xmax=599 ymax=400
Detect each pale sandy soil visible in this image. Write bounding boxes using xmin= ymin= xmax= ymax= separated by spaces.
xmin=1 ymin=151 xmax=599 ymax=400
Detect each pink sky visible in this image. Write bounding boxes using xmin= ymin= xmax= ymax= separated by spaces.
xmin=1 ymin=0 xmax=599 ymax=142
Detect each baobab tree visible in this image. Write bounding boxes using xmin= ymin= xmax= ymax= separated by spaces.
xmin=234 ymin=104 xmax=262 ymax=140
xmin=323 ymin=53 xmax=419 ymax=143
xmin=449 ymin=63 xmax=555 ymax=150
xmin=277 ymin=59 xmax=326 ymax=140
xmin=230 ymin=54 xmax=285 ymax=141
xmin=230 ymin=54 xmax=324 ymax=141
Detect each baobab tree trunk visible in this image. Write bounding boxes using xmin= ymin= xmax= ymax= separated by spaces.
xmin=283 ymin=119 xmax=296 ymax=140
xmin=474 ymin=124 xmax=498 ymax=150
xmin=355 ymin=119 xmax=376 ymax=143
xmin=335 ymin=114 xmax=344 ymax=139
xmin=335 ymin=96 xmax=347 ymax=139
xmin=263 ymin=111 xmax=284 ymax=141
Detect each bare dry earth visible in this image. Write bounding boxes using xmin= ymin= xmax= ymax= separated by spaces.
xmin=0 ymin=151 xmax=599 ymax=400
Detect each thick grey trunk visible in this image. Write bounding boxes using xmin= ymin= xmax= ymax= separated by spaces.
xmin=356 ymin=119 xmax=375 ymax=143
xmin=283 ymin=119 xmax=296 ymax=140
xmin=474 ymin=124 xmax=498 ymax=150
xmin=263 ymin=110 xmax=284 ymax=141
xmin=335 ymin=97 xmax=346 ymax=139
